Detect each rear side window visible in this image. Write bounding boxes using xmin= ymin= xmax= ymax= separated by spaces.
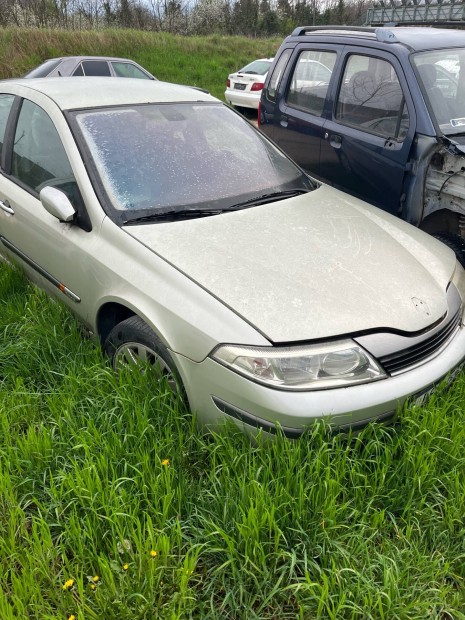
xmin=336 ymin=55 xmax=409 ymax=141
xmin=266 ymin=49 xmax=292 ymax=102
xmin=0 ymin=94 xmax=14 ymax=163
xmin=286 ymin=51 xmax=336 ymax=116
xmin=72 ymin=64 xmax=84 ymax=76
xmin=81 ymin=61 xmax=111 ymax=76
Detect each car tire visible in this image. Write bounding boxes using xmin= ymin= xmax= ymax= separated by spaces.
xmin=104 ymin=315 xmax=183 ymax=395
xmin=433 ymin=232 xmax=465 ymax=267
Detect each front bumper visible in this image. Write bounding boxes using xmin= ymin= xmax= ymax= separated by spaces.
xmin=172 ymin=321 xmax=465 ymax=437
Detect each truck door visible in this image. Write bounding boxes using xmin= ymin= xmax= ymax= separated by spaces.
xmin=272 ymin=46 xmax=338 ymax=178
xmin=320 ymin=49 xmax=415 ymax=215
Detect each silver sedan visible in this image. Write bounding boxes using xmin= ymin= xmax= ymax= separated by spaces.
xmin=0 ymin=78 xmax=464 ymax=437
xmin=24 ymin=55 xmax=156 ymax=79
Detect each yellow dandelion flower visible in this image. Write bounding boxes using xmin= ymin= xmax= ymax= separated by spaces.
xmin=90 ymin=583 xmax=97 ymax=591
xmin=68 ymin=615 xmax=76 ymax=620
xmin=62 ymin=578 xmax=75 ymax=591
xmin=92 ymin=575 xmax=99 ymax=583
xmin=161 ymin=459 xmax=170 ymax=466
xmin=150 ymin=550 xmax=158 ymax=558
xmin=123 ymin=563 xmax=129 ymax=571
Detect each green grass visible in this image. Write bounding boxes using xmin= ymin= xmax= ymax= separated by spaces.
xmin=1 ymin=262 xmax=465 ymax=618
xmin=0 ymin=28 xmax=281 ymax=100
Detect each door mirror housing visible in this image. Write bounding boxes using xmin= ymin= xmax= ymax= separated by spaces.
xmin=40 ymin=186 xmax=76 ymax=222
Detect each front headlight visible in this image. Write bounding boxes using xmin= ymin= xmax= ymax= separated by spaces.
xmin=211 ymin=340 xmax=386 ymax=391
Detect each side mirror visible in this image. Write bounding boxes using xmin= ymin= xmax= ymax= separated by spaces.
xmin=40 ymin=186 xmax=76 ymax=222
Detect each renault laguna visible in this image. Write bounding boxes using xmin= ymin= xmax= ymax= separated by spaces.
xmin=0 ymin=78 xmax=464 ymax=437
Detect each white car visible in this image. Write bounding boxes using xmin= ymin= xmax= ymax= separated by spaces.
xmin=1 ymin=78 xmax=465 ymax=437
xmin=225 ymin=58 xmax=273 ymax=109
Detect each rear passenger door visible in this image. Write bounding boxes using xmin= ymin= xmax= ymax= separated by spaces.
xmin=320 ymin=49 xmax=415 ymax=214
xmin=73 ymin=60 xmax=111 ymax=76
xmin=272 ymin=45 xmax=339 ymax=176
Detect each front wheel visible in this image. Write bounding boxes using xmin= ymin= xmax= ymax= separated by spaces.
xmin=104 ymin=316 xmax=182 ymax=395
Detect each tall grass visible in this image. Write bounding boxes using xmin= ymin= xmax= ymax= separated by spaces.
xmin=0 ymin=28 xmax=281 ymax=99
xmin=1 ymin=262 xmax=465 ymax=618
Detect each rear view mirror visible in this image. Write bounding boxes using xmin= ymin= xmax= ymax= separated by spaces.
xmin=40 ymin=186 xmax=76 ymax=222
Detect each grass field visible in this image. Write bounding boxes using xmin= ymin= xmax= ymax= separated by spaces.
xmin=0 ymin=28 xmax=280 ymax=100
xmin=1 ymin=27 xmax=465 ymax=619
xmin=1 ymin=264 xmax=465 ymax=618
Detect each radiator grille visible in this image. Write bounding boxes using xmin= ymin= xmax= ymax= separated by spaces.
xmin=379 ymin=307 xmax=461 ymax=375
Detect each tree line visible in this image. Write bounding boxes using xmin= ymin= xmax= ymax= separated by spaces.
xmin=0 ymin=0 xmax=370 ymax=35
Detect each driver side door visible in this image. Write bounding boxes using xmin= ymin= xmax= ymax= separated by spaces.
xmin=0 ymin=96 xmax=94 ymax=319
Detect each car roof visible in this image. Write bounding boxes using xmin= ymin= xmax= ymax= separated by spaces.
xmin=41 ymin=55 xmax=148 ymax=63
xmin=0 ymin=77 xmax=216 ymax=110
xmin=289 ymin=26 xmax=465 ymax=52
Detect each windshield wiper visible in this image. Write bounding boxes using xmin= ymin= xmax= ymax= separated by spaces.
xmin=123 ymin=208 xmax=223 ymax=225
xmin=122 ymin=189 xmax=311 ymax=224
xmin=224 ymin=188 xmax=311 ymax=211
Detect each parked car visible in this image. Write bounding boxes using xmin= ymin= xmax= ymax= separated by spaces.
xmin=225 ymin=58 xmax=273 ymax=109
xmin=24 ymin=56 xmax=156 ymax=80
xmin=259 ymin=26 xmax=465 ymax=263
xmin=1 ymin=78 xmax=465 ymax=437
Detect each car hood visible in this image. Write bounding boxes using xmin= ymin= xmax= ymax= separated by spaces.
xmin=124 ymin=185 xmax=456 ymax=344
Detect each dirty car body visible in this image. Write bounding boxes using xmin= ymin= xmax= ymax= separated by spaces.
xmin=0 ymin=78 xmax=465 ymax=437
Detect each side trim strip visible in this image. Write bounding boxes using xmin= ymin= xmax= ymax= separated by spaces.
xmin=212 ymin=396 xmax=304 ymax=438
xmin=212 ymin=395 xmax=396 ymax=438
xmin=0 ymin=235 xmax=81 ymax=303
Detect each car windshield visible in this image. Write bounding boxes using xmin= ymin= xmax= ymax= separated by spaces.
xmin=238 ymin=60 xmax=272 ymax=75
xmin=71 ymin=102 xmax=313 ymax=222
xmin=413 ymin=49 xmax=465 ymax=135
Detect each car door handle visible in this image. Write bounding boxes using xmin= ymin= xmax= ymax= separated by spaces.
xmin=280 ymin=115 xmax=288 ymax=128
xmin=329 ymin=134 xmax=342 ymax=148
xmin=0 ymin=200 xmax=14 ymax=215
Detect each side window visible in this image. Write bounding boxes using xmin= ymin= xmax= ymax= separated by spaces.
xmin=266 ymin=49 xmax=292 ymax=102
xmin=286 ymin=51 xmax=336 ymax=116
xmin=336 ymin=55 xmax=409 ymax=141
xmin=72 ymin=64 xmax=84 ymax=76
xmin=81 ymin=61 xmax=111 ymax=76
xmin=12 ymin=100 xmax=75 ymax=193
xmin=0 ymin=94 xmax=15 ymax=163
xmin=111 ymin=62 xmax=150 ymax=79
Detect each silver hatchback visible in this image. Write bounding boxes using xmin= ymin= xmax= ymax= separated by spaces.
xmin=0 ymin=78 xmax=464 ymax=437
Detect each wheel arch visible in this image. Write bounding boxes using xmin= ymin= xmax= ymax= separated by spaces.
xmin=420 ymin=208 xmax=462 ymax=236
xmin=96 ymin=302 xmax=136 ymax=346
